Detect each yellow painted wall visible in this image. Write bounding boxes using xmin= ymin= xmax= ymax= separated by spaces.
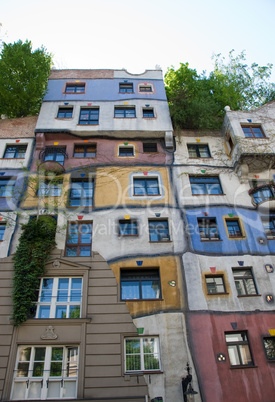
xmin=110 ymin=255 xmax=184 ymax=318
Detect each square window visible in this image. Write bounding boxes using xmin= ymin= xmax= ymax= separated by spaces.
xmin=190 ymin=176 xmax=223 ymax=195
xmin=187 ymin=144 xmax=211 ymax=158
xmin=118 ymin=146 xmax=134 ymax=157
xmin=143 ymin=108 xmax=154 ymax=118
xmin=139 ymin=85 xmax=153 ymax=92
xmin=143 ymin=143 xmax=158 ymax=153
xmin=225 ymin=219 xmax=243 ymax=238
xmin=0 ymin=178 xmax=16 ymax=197
xmin=225 ymin=332 xmax=253 ymax=366
xmin=114 ymin=106 xmax=136 ymax=118
xmin=125 ymin=337 xmax=160 ymax=372
xmin=206 ymin=276 xmax=226 ymax=294
xmin=73 ymin=144 xmax=96 ymax=158
xmin=149 ymin=220 xmax=170 ymax=242
xmin=79 ymin=108 xmax=99 ymax=125
xmin=198 ymin=218 xmax=220 ymax=241
xmin=0 ymin=223 xmax=6 ymax=241
xmin=57 ymin=107 xmax=73 ymax=118
xmin=41 ymin=147 xmax=67 ymax=166
xmin=241 ymin=124 xmax=265 ymax=138
xmin=121 ymin=269 xmax=161 ymax=300
xmin=261 ymin=213 xmax=275 ymax=239
xmin=4 ymin=145 xmax=27 ymax=159
xmin=69 ymin=179 xmax=94 ymax=207
xmin=65 ymin=83 xmax=85 ymax=93
xmin=263 ymin=337 xmax=275 ymax=360
xmin=66 ymin=221 xmax=92 ymax=257
xmin=119 ymin=220 xmax=138 ymax=236
xmin=119 ymin=83 xmax=133 ymax=93
xmin=133 ymin=178 xmax=160 ymax=196
xmin=232 ymin=268 xmax=257 ymax=296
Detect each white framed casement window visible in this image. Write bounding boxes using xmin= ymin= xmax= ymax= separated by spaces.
xmin=11 ymin=345 xmax=78 ymax=400
xmin=35 ymin=277 xmax=83 ymax=319
xmin=124 ymin=337 xmax=161 ymax=372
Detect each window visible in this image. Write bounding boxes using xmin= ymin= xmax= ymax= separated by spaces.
xmin=119 ymin=83 xmax=133 ymax=93
xmin=57 ymin=107 xmax=73 ymax=118
xmin=37 ymin=181 xmax=62 ymax=197
xmin=3 ymin=145 xmax=27 ymax=159
xmin=261 ymin=213 xmax=275 ymax=239
xmin=35 ymin=277 xmax=82 ymax=319
xmin=66 ymin=221 xmax=92 ymax=257
xmin=65 ymin=83 xmax=85 ymax=93
xmin=133 ymin=178 xmax=160 ymax=196
xmin=118 ymin=146 xmax=134 ymax=156
xmin=241 ymin=124 xmax=265 ymax=138
xmin=198 ymin=218 xmax=220 ymax=241
xmin=0 ymin=223 xmax=6 ymax=240
xmin=206 ymin=276 xmax=226 ymax=294
xmin=143 ymin=108 xmax=154 ymax=118
xmin=69 ymin=179 xmax=94 ymax=207
xmin=121 ymin=269 xmax=161 ymax=300
xmin=225 ymin=219 xmax=243 ymax=238
xmin=263 ymin=337 xmax=275 ymax=360
xmin=143 ymin=142 xmax=158 ymax=153
xmin=232 ymin=268 xmax=257 ymax=296
xmin=73 ymin=144 xmax=96 ymax=158
xmin=251 ymin=185 xmax=275 ymax=204
xmin=225 ymin=332 xmax=253 ymax=367
xmin=149 ymin=220 xmax=170 ymax=242
xmin=139 ymin=85 xmax=153 ymax=92
xmin=190 ymin=176 xmax=223 ymax=195
xmin=125 ymin=337 xmax=160 ymax=372
xmin=187 ymin=144 xmax=211 ymax=158
xmin=11 ymin=345 xmax=78 ymax=400
xmin=42 ymin=147 xmax=67 ymax=166
xmin=79 ymin=108 xmax=99 ymax=125
xmin=0 ymin=178 xmax=15 ymax=197
xmin=114 ymin=106 xmax=136 ymax=118
xmin=119 ymin=220 xmax=138 ymax=236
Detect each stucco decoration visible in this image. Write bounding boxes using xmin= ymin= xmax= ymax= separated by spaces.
xmin=52 ymin=260 xmax=60 ymax=268
xmin=41 ymin=326 xmax=58 ymax=340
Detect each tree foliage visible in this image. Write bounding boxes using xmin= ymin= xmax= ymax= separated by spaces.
xmin=165 ymin=50 xmax=275 ymax=130
xmin=0 ymin=40 xmax=52 ymax=118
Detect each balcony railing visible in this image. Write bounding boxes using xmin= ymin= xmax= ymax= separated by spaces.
xmin=249 ymin=183 xmax=275 ymax=207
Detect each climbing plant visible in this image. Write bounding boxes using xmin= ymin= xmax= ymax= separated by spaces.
xmin=12 ymin=215 xmax=57 ymax=326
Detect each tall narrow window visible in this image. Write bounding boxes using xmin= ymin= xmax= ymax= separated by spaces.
xmin=225 ymin=332 xmax=253 ymax=366
xmin=66 ymin=221 xmax=92 ymax=257
xmin=232 ymin=268 xmax=257 ymax=296
xmin=225 ymin=219 xmax=243 ymax=238
xmin=263 ymin=338 xmax=275 ymax=360
xmin=0 ymin=223 xmax=6 ymax=240
xmin=69 ymin=180 xmax=94 ymax=207
xmin=0 ymin=178 xmax=16 ymax=197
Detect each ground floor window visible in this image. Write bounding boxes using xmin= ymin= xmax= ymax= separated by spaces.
xmin=125 ymin=337 xmax=160 ymax=372
xmin=11 ymin=346 xmax=78 ymax=400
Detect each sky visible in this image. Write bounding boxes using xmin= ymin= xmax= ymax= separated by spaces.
xmin=1 ymin=0 xmax=275 ymax=80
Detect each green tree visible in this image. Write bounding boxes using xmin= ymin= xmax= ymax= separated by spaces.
xmin=0 ymin=40 xmax=52 ymax=118
xmin=165 ymin=50 xmax=275 ymax=130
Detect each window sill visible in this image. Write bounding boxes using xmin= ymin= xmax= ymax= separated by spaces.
xmin=207 ymin=292 xmax=229 ymax=295
xmin=237 ymin=294 xmax=261 ymax=298
xmin=230 ymin=365 xmax=257 ymax=369
xmin=56 ymin=117 xmax=72 ymax=119
xmin=114 ymin=117 xmax=137 ymax=119
xmin=77 ymin=123 xmax=99 ymax=126
xmin=200 ymin=239 xmax=222 ymax=242
xmin=133 ymin=194 xmax=161 ymax=197
xmin=189 ymin=157 xmax=212 ymax=159
xmin=72 ymin=156 xmax=96 ymax=159
xmin=192 ymin=194 xmax=225 ymax=196
xmin=118 ymin=235 xmax=138 ymax=238
xmin=125 ymin=370 xmax=163 ymax=375
xmin=0 ymin=158 xmax=25 ymax=160
xmin=23 ymin=318 xmax=91 ymax=325
xmin=123 ymin=298 xmax=164 ymax=302
xmin=149 ymin=240 xmax=172 ymax=243
xmin=228 ymin=236 xmax=246 ymax=240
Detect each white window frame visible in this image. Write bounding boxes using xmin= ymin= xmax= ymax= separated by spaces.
xmin=11 ymin=345 xmax=79 ymax=400
xmin=35 ymin=277 xmax=83 ymax=319
xmin=117 ymin=144 xmax=135 ymax=158
xmin=124 ymin=337 xmax=161 ymax=373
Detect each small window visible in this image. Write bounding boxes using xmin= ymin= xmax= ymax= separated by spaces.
xmin=198 ymin=218 xmax=220 ymax=241
xmin=3 ymin=145 xmax=27 ymax=159
xmin=187 ymin=144 xmax=211 ymax=158
xmin=69 ymin=179 xmax=94 ymax=207
xmin=149 ymin=219 xmax=170 ymax=242
xmin=261 ymin=213 xmax=275 ymax=239
xmin=42 ymin=147 xmax=67 ymax=166
xmin=190 ymin=176 xmax=223 ymax=195
xmin=125 ymin=337 xmax=160 ymax=372
xmin=114 ymin=106 xmax=136 ymax=118
xmin=0 ymin=178 xmax=16 ymax=197
xmin=119 ymin=220 xmax=138 ymax=236
xmin=133 ymin=178 xmax=160 ymax=196
xmin=66 ymin=221 xmax=92 ymax=257
xmin=206 ymin=276 xmax=226 ymax=294
xmin=65 ymin=83 xmax=85 ymax=93
xmin=143 ymin=143 xmax=158 ymax=153
xmin=118 ymin=146 xmax=134 ymax=157
xmin=225 ymin=219 xmax=243 ymax=238
xmin=73 ymin=144 xmax=96 ymax=158
xmin=0 ymin=223 xmax=6 ymax=240
xmin=252 ymin=186 xmax=275 ymax=204
xmin=225 ymin=332 xmax=253 ymax=367
xmin=57 ymin=107 xmax=73 ymax=118
xmin=143 ymin=108 xmax=154 ymax=118
xmin=263 ymin=337 xmax=275 ymax=360
xmin=119 ymin=83 xmax=133 ymax=93
xmin=241 ymin=124 xmax=265 ymax=138
xmin=139 ymin=85 xmax=153 ymax=92
xmin=121 ymin=269 xmax=161 ymax=300
xmin=37 ymin=180 xmax=63 ymax=197
xmin=232 ymin=268 xmax=257 ymax=296
xmin=79 ymin=108 xmax=99 ymax=125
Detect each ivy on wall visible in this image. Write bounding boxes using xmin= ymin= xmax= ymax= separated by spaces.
xmin=12 ymin=215 xmax=57 ymax=326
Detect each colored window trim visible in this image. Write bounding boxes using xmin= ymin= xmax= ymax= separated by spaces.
xmin=0 ymin=223 xmax=6 ymax=241
xmin=118 ymin=145 xmax=135 ymax=157
xmin=261 ymin=213 xmax=275 ymax=239
xmin=0 ymin=178 xmax=16 ymax=198
xmin=205 ymin=275 xmax=227 ymax=294
xmin=133 ymin=178 xmax=160 ymax=196
xmin=224 ymin=217 xmax=246 ymax=239
xmin=138 ymin=84 xmax=153 ymax=93
xmin=69 ymin=179 xmax=94 ymax=207
xmin=40 ymin=147 xmax=67 ymax=166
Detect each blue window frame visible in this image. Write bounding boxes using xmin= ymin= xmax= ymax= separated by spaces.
xmin=0 ymin=223 xmax=6 ymax=240
xmin=121 ymin=269 xmax=161 ymax=300
xmin=57 ymin=107 xmax=73 ymax=118
xmin=43 ymin=147 xmax=67 ymax=166
xmin=4 ymin=145 xmax=27 ymax=158
xmin=69 ymin=180 xmax=94 ymax=207
xmin=149 ymin=220 xmax=170 ymax=242
xmin=190 ymin=176 xmax=223 ymax=195
xmin=0 ymin=178 xmax=16 ymax=197
xmin=119 ymin=83 xmax=133 ymax=93
xmin=119 ymin=220 xmax=138 ymax=236
xmin=133 ymin=178 xmax=160 ymax=196
xmin=66 ymin=221 xmax=92 ymax=257
xmin=143 ymin=108 xmax=154 ymax=118
xmin=79 ymin=108 xmax=99 ymax=125
xmin=114 ymin=107 xmax=136 ymax=118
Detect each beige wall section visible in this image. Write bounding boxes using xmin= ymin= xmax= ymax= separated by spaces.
xmin=110 ymin=256 xmax=184 ymax=317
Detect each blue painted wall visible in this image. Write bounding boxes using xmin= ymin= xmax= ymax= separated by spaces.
xmin=0 ymin=170 xmax=26 ymax=211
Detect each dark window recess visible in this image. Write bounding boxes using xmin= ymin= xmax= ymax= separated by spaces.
xmin=57 ymin=107 xmax=73 ymax=118
xmin=119 ymin=220 xmax=138 ymax=236
xmin=263 ymin=338 xmax=275 ymax=360
xmin=143 ymin=108 xmax=154 ymax=118
xmin=119 ymin=83 xmax=133 ymax=93
xmin=66 ymin=222 xmax=92 ymax=257
xmin=241 ymin=125 xmax=265 ymax=138
xmin=198 ymin=218 xmax=220 ymax=240
xmin=226 ymin=219 xmax=243 ymax=237
xmin=149 ymin=220 xmax=170 ymax=242
xmin=119 ymin=147 xmax=134 ymax=156
xmin=206 ymin=276 xmax=226 ymax=294
xmin=121 ymin=269 xmax=161 ymax=300
xmin=143 ymin=143 xmax=158 ymax=153
xmin=187 ymin=144 xmax=211 ymax=158
xmin=39 ymin=147 xmax=68 ymax=166
xmin=190 ymin=176 xmax=223 ymax=195
xmin=133 ymin=178 xmax=160 ymax=196
xmin=79 ymin=108 xmax=99 ymax=125
xmin=4 ymin=145 xmax=27 ymax=158
xmin=139 ymin=85 xmax=152 ymax=92
xmin=73 ymin=144 xmax=96 ymax=157
xmin=114 ymin=107 xmax=136 ymax=118
xmin=65 ymin=83 xmax=85 ymax=93
xmin=225 ymin=332 xmax=253 ymax=366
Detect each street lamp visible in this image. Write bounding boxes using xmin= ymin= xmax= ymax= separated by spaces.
xmin=182 ymin=363 xmax=198 ymax=402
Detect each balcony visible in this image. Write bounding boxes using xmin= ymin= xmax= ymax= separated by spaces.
xmin=249 ymin=183 xmax=275 ymax=209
